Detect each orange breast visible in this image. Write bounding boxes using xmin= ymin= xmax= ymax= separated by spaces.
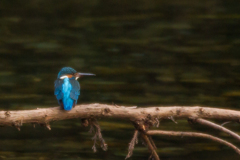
xmin=67 ymin=75 xmax=73 ymax=78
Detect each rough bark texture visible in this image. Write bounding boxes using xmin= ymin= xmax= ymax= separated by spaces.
xmin=1 ymin=103 xmax=240 ymax=159
xmin=1 ymin=103 xmax=240 ymax=126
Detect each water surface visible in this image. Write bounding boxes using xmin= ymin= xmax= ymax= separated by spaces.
xmin=0 ymin=1 xmax=240 ymax=159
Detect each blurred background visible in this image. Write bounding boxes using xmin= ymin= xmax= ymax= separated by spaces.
xmin=0 ymin=0 xmax=240 ymax=159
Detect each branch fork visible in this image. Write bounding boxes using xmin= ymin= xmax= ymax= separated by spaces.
xmin=1 ymin=104 xmax=240 ymax=159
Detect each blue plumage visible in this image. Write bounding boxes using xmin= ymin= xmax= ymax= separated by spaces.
xmin=54 ymin=67 xmax=95 ymax=110
xmin=54 ymin=67 xmax=80 ymax=111
xmin=57 ymin=67 xmax=77 ymax=78
xmin=62 ymin=78 xmax=74 ymax=110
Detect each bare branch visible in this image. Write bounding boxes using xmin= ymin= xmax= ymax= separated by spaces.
xmin=1 ymin=104 xmax=240 ymax=126
xmin=90 ymin=119 xmax=108 ymax=152
xmin=221 ymin=121 xmax=232 ymax=126
xmin=147 ymin=130 xmax=240 ymax=155
xmin=190 ymin=118 xmax=240 ymax=141
xmin=148 ymin=136 xmax=157 ymax=150
xmin=154 ymin=118 xmax=160 ymax=127
xmin=126 ymin=130 xmax=139 ymax=159
xmin=46 ymin=123 xmax=51 ymax=130
xmin=131 ymin=120 xmax=160 ymax=160
xmin=140 ymin=133 xmax=160 ymax=160
xmin=1 ymin=104 xmax=240 ymax=158
xmin=168 ymin=116 xmax=178 ymax=124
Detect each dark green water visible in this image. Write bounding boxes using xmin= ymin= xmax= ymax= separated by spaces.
xmin=0 ymin=0 xmax=240 ymax=159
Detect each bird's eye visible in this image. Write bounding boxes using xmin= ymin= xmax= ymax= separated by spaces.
xmin=60 ymin=75 xmax=68 ymax=79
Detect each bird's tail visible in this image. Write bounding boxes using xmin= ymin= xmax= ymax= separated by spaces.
xmin=63 ymin=97 xmax=74 ymax=111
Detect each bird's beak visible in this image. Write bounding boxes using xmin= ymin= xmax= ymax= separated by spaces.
xmin=75 ymin=73 xmax=96 ymax=78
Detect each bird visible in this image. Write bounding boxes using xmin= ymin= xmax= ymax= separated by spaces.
xmin=54 ymin=67 xmax=95 ymax=111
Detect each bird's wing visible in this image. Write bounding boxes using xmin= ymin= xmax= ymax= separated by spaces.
xmin=69 ymin=79 xmax=80 ymax=103
xmin=54 ymin=79 xmax=63 ymax=100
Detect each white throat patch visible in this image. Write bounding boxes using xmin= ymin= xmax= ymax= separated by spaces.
xmin=60 ymin=75 xmax=69 ymax=79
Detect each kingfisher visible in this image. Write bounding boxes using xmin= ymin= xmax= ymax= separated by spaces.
xmin=54 ymin=67 xmax=95 ymax=111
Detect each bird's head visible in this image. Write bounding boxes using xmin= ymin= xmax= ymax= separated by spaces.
xmin=57 ymin=67 xmax=95 ymax=80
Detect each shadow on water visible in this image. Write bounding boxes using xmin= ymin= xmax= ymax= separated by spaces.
xmin=0 ymin=0 xmax=240 ymax=159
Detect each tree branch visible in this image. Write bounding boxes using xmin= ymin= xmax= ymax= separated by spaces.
xmin=89 ymin=119 xmax=108 ymax=152
xmin=147 ymin=130 xmax=240 ymax=155
xmin=126 ymin=130 xmax=138 ymax=159
xmin=140 ymin=133 xmax=160 ymax=160
xmin=1 ymin=104 xmax=240 ymax=126
xmin=189 ymin=117 xmax=240 ymax=141
xmin=2 ymin=104 xmax=240 ymax=159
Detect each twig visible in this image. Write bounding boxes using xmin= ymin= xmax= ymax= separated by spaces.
xmin=125 ymin=130 xmax=139 ymax=159
xmin=90 ymin=119 xmax=108 ymax=152
xmin=147 ymin=130 xmax=240 ymax=155
xmin=221 ymin=121 xmax=232 ymax=126
xmin=132 ymin=121 xmax=160 ymax=160
xmin=140 ymin=133 xmax=160 ymax=160
xmin=190 ymin=118 xmax=240 ymax=141
xmin=148 ymin=135 xmax=157 ymax=150
xmin=168 ymin=116 xmax=177 ymax=124
xmin=154 ymin=118 xmax=160 ymax=127
xmin=46 ymin=123 xmax=51 ymax=130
